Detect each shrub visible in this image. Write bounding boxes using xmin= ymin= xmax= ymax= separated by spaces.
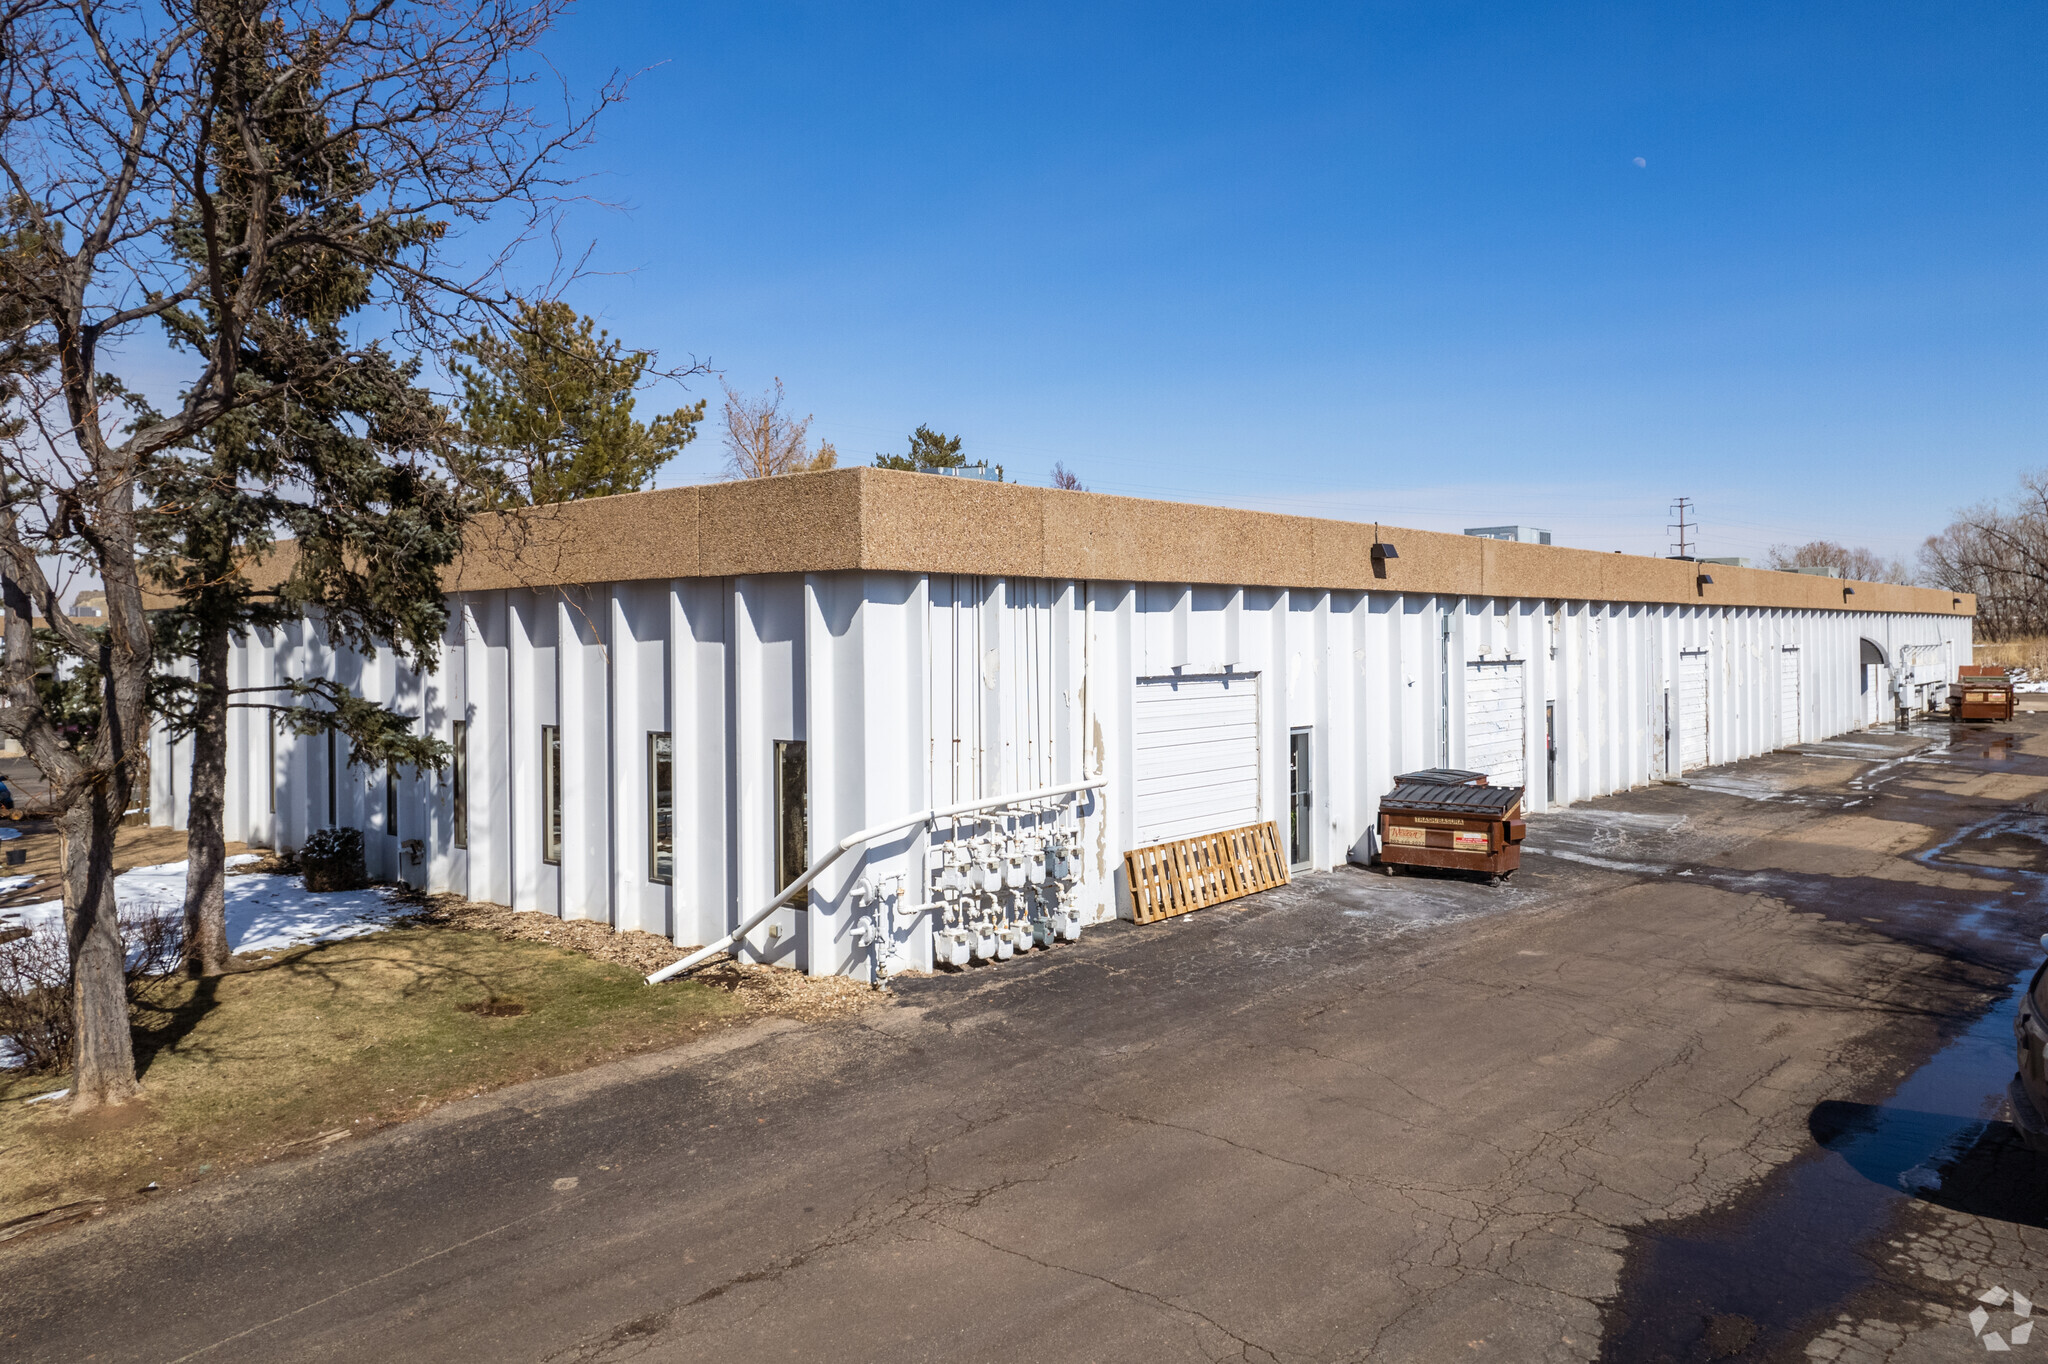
xmin=300 ymin=827 xmax=367 ymax=892
xmin=0 ymin=920 xmax=70 ymax=1072
xmin=0 ymin=897 xmax=183 ymax=1075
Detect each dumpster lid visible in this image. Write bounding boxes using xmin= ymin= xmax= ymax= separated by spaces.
xmin=1382 ymin=781 xmax=1524 ymax=816
xmin=1393 ymin=768 xmax=1488 ymax=787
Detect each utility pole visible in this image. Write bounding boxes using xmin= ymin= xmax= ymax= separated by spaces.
xmin=1667 ymin=498 xmax=1696 ymax=558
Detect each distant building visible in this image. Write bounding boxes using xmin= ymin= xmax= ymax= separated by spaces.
xmin=1701 ymin=557 xmax=1752 ymax=569
xmin=1465 ymin=525 xmax=1552 ymax=546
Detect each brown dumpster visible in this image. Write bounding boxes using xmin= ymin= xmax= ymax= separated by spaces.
xmin=1389 ymin=767 xmax=1489 ymax=788
xmin=1952 ymin=665 xmax=2016 ymax=722
xmin=1375 ymin=775 xmax=1526 ymax=883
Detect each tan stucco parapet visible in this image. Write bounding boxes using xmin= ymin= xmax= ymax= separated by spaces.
xmin=432 ymin=467 xmax=1972 ymax=616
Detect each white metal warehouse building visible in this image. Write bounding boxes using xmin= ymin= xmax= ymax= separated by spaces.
xmin=149 ymin=470 xmax=1975 ymax=982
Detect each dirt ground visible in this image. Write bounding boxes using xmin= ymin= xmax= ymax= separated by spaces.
xmin=6 ymin=718 xmax=2048 ymax=1363
xmin=303 ymin=885 xmax=880 ymax=1023
xmin=412 ymin=895 xmax=875 ymax=1022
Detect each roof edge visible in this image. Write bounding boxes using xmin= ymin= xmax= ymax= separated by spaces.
xmin=200 ymin=468 xmax=1977 ymax=618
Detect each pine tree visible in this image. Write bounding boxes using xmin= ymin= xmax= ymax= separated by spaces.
xmin=875 ymin=424 xmax=967 ymax=471
xmin=452 ymin=302 xmax=704 ymax=506
xmin=144 ymin=9 xmax=467 ymax=977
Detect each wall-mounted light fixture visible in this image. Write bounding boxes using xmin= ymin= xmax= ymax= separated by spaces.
xmin=1843 ymin=586 xmax=1856 ymax=601
xmin=1954 ymin=596 xmax=1963 ymax=607
xmin=1696 ymin=572 xmax=1714 ymax=596
xmin=1370 ymin=523 xmax=1398 ymax=580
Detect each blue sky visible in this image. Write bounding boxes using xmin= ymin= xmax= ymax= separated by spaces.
xmin=232 ymin=4 xmax=2048 ymax=561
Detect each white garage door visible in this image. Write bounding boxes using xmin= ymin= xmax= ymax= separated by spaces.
xmin=1133 ymin=674 xmax=1262 ymax=845
xmin=1679 ymin=649 xmax=1710 ymax=771
xmin=1465 ymin=660 xmax=1527 ymax=787
xmin=1779 ymin=648 xmax=1801 ymax=746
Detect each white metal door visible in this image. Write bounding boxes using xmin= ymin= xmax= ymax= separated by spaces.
xmin=1133 ymin=674 xmax=1261 ymax=845
xmin=1778 ymin=648 xmax=1801 ymax=746
xmin=1465 ymin=660 xmax=1527 ymax=787
xmin=1679 ymin=649 xmax=1710 ymax=771
xmin=1864 ymin=664 xmax=1889 ymax=724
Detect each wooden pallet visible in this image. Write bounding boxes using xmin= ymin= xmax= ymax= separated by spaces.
xmin=1124 ymin=821 xmax=1291 ymax=925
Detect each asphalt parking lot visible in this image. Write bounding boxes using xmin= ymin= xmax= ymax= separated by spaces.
xmin=7 ymin=716 xmax=2048 ymax=1363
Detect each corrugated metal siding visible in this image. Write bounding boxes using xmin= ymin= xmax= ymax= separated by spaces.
xmin=1133 ymin=674 xmax=1261 ymax=846
xmin=1779 ymin=648 xmax=1801 ymax=746
xmin=1465 ymin=660 xmax=1527 ymax=787
xmin=1679 ymin=649 xmax=1710 ymax=771
xmin=168 ymin=572 xmax=1974 ymax=982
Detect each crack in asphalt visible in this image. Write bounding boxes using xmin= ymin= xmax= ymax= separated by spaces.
xmin=929 ymin=1218 xmax=1286 ymax=1364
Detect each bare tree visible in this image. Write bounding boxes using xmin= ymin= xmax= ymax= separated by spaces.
xmin=720 ymin=378 xmax=832 ymax=478
xmin=0 ymin=0 xmax=620 ymax=1110
xmin=1050 ymin=462 xmax=1084 ymax=491
xmin=1764 ymin=540 xmax=1910 ymax=585
xmin=1919 ymin=471 xmax=2048 ymax=641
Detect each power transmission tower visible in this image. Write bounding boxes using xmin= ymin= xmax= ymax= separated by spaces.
xmin=1667 ymin=498 xmax=1697 ymax=558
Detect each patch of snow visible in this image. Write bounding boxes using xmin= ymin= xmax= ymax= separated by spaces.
xmin=1802 ymin=741 xmax=1909 ymax=758
xmin=23 ymin=1087 xmax=67 ymax=1104
xmin=0 ymin=874 xmax=36 ymax=898
xmin=1543 ymin=809 xmax=1690 ymax=832
xmin=1536 ymin=848 xmax=1674 ymax=875
xmin=1682 ymin=774 xmax=1792 ymax=802
xmin=8 ymin=860 xmax=405 ymax=960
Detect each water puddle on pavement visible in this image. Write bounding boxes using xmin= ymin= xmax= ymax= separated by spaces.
xmin=1599 ymin=974 xmax=2031 ymax=1362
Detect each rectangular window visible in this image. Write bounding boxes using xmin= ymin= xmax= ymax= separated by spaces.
xmin=774 ymin=739 xmax=807 ymax=893
xmin=648 ymin=732 xmax=673 ymax=883
xmin=451 ymin=720 xmax=468 ymax=849
xmin=326 ymin=727 xmax=336 ymax=827
xmin=386 ymin=763 xmax=399 ymax=838
xmin=541 ymin=724 xmax=562 ymax=865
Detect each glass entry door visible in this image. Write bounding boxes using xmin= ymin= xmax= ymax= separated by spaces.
xmin=1288 ymin=728 xmax=1313 ymax=869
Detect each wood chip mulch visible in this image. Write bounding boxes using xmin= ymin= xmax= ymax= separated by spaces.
xmin=408 ymin=893 xmax=879 ymax=1023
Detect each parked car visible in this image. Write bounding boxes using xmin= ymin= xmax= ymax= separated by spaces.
xmin=2009 ymin=937 xmax=2048 ymax=1150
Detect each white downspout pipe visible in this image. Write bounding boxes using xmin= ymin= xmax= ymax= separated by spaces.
xmin=646 ymin=777 xmax=1107 ymax=984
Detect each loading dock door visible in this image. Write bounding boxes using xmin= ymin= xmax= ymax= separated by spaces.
xmin=1679 ymin=649 xmax=1710 ymax=771
xmin=1465 ymin=660 xmax=1527 ymax=787
xmin=1779 ymin=648 xmax=1801 ymax=746
xmin=1133 ymin=674 xmax=1261 ymax=846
